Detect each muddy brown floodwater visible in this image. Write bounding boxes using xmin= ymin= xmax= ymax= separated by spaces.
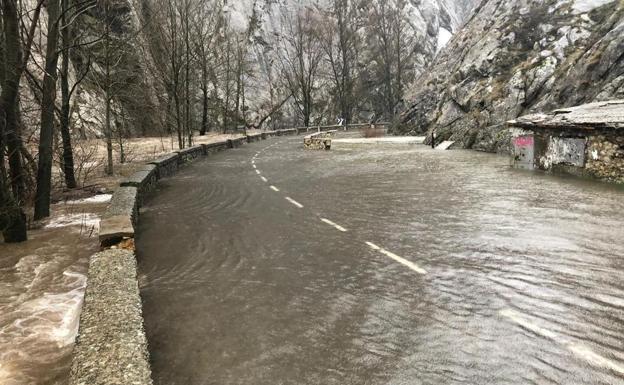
xmin=0 ymin=196 xmax=107 ymax=385
xmin=138 ymin=136 xmax=624 ymax=385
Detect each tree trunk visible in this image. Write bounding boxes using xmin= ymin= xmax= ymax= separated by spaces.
xmin=34 ymin=0 xmax=62 ymax=220
xmin=184 ymin=0 xmax=192 ymax=147
xmin=59 ymin=0 xmax=77 ymax=189
xmin=105 ymin=91 xmax=114 ymax=175
xmin=0 ymin=172 xmax=27 ymax=242
xmin=104 ymin=3 xmax=114 ymax=175
xmin=200 ymin=86 xmax=208 ymax=135
xmin=0 ymin=0 xmax=28 ymax=241
xmin=1 ymin=0 xmax=26 ymax=203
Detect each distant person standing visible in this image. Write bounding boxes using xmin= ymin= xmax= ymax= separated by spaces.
xmin=431 ymin=131 xmax=436 ymax=149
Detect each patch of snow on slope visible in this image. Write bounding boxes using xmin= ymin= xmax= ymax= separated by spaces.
xmin=45 ymin=213 xmax=100 ymax=230
xmin=572 ymin=0 xmax=616 ymax=13
xmin=437 ymin=27 xmax=453 ymax=52
xmin=65 ymin=194 xmax=112 ymax=205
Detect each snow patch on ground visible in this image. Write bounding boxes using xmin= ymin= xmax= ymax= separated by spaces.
xmin=571 ymin=0 xmax=616 ymax=13
xmin=65 ymin=194 xmax=112 ymax=205
xmin=437 ymin=27 xmax=453 ymax=53
xmin=45 ymin=213 xmax=100 ymax=230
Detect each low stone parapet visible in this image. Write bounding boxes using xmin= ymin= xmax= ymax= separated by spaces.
xmin=247 ymin=133 xmax=262 ymax=142
xmin=202 ymin=141 xmax=229 ymax=154
xmin=175 ymin=145 xmax=204 ymax=163
xmin=98 ymin=186 xmax=139 ymax=247
xmin=149 ymin=153 xmax=179 ymax=178
xmin=120 ymin=165 xmax=157 ymax=196
xmin=69 ymin=249 xmax=152 ymax=385
xmin=227 ymin=137 xmax=245 ymax=148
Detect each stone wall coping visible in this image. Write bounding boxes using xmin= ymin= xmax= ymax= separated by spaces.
xmin=69 ymin=249 xmax=152 ymax=385
xmin=120 ymin=170 xmax=153 ymax=189
xmin=139 ymin=164 xmax=157 ymax=174
xmin=149 ymin=153 xmax=179 ymax=166
xmin=203 ymin=141 xmax=229 ymax=149
xmin=99 ymin=186 xmax=139 ymax=246
xmin=175 ymin=145 xmax=204 ymax=155
xmin=102 ymin=186 xmax=138 ymax=219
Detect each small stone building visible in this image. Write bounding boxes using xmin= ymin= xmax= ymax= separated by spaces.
xmin=508 ymin=100 xmax=624 ymax=184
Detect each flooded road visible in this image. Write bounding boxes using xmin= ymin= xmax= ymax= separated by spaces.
xmin=137 ymin=136 xmax=624 ymax=385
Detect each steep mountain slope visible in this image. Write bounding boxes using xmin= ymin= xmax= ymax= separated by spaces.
xmin=401 ymin=0 xmax=624 ymax=152
xmin=224 ymin=0 xmax=479 ymax=121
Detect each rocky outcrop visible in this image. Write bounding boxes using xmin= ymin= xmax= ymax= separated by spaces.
xmin=401 ymin=0 xmax=624 ymax=153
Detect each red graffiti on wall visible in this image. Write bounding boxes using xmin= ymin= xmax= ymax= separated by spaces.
xmin=514 ymin=136 xmax=534 ymax=147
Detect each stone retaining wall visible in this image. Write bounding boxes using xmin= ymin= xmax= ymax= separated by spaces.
xmin=70 ymin=129 xmax=307 ymax=385
xmin=176 ymin=145 xmax=204 ymax=163
xmin=585 ymin=135 xmax=624 ymax=183
xmin=148 ymin=153 xmax=178 ymax=178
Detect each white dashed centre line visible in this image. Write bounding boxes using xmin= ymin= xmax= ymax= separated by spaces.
xmin=253 ymin=164 xmax=257 ymax=169
xmin=270 ymin=185 xmax=280 ymax=192
xmin=261 ymin=176 xmax=268 ymax=182
xmin=320 ymin=218 xmax=347 ymax=232
xmin=500 ymin=309 xmax=624 ymax=375
xmin=255 ymin=170 xmax=261 ymax=174
xmin=365 ymin=242 xmax=427 ymax=274
xmin=285 ymin=197 xmax=304 ymax=208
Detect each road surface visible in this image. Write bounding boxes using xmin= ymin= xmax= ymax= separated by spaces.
xmin=137 ymin=136 xmax=624 ymax=385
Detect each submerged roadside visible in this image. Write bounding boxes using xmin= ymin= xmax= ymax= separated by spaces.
xmin=0 ymin=132 xmax=249 ymax=385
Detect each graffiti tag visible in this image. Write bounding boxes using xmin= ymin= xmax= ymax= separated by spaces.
xmin=514 ymin=136 xmax=534 ymax=147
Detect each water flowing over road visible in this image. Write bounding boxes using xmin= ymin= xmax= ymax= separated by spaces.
xmin=137 ymin=136 xmax=624 ymax=385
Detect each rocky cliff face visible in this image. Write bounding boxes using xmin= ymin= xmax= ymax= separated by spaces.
xmin=70 ymin=0 xmax=162 ymax=137
xmin=225 ymin=0 xmax=478 ymax=121
xmin=401 ymin=0 xmax=624 ymax=152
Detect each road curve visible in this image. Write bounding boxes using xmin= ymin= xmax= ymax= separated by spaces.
xmin=137 ymin=136 xmax=624 ymax=385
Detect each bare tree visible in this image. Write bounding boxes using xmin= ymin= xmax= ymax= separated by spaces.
xmin=368 ymin=0 xmax=413 ymax=119
xmin=319 ymin=0 xmax=361 ymax=126
xmin=0 ymin=0 xmax=44 ymax=241
xmin=58 ymin=0 xmax=93 ymax=189
xmin=34 ymin=0 xmax=62 ymax=220
xmin=191 ymin=0 xmax=222 ymax=135
xmin=277 ymin=6 xmax=323 ymax=127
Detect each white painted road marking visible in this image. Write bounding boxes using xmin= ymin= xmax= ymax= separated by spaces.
xmin=500 ymin=309 xmax=624 ymax=375
xmin=320 ymin=218 xmax=347 ymax=232
xmin=270 ymin=185 xmax=280 ymax=192
xmin=285 ymin=197 xmax=304 ymax=208
xmin=253 ymin=164 xmax=257 ymax=169
xmin=261 ymin=176 xmax=268 ymax=182
xmin=255 ymin=170 xmax=261 ymax=174
xmin=365 ymin=242 xmax=427 ymax=274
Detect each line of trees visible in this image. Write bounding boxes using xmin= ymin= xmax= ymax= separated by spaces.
xmin=276 ymin=0 xmax=418 ymax=127
xmin=0 ymin=0 xmax=422 ymax=243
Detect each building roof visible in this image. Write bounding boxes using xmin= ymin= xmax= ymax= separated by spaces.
xmin=508 ymin=100 xmax=624 ymax=131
